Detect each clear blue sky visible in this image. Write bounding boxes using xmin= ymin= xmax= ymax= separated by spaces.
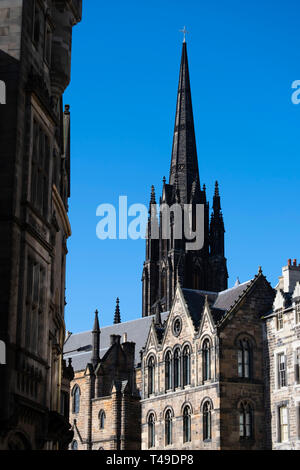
xmin=64 ymin=0 xmax=300 ymax=333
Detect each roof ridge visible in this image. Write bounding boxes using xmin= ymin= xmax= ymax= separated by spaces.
xmin=68 ymin=311 xmax=170 ymax=337
xmin=218 ymin=279 xmax=252 ymax=295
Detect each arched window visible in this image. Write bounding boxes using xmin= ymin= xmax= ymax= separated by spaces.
xmin=203 ymin=401 xmax=212 ymax=441
xmin=183 ymin=405 xmax=191 ymax=443
xmin=72 ymin=385 xmax=80 ymax=414
xmin=148 ymin=356 xmax=155 ymax=396
xmin=238 ymin=338 xmax=251 ymax=378
xmin=174 ymin=348 xmax=181 ymax=388
xmin=165 ymin=351 xmax=172 ymax=390
xmin=71 ymin=440 xmax=78 ymax=450
xmin=239 ymin=402 xmax=253 ymax=438
xmin=148 ymin=413 xmax=155 ymax=448
xmin=165 ymin=410 xmax=172 ymax=445
xmin=183 ymin=345 xmax=191 ymax=386
xmin=203 ymin=339 xmax=211 ymax=381
xmin=99 ymin=410 xmax=106 ymax=429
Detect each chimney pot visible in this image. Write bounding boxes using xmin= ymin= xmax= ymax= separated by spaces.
xmin=288 ymin=259 xmax=292 ymax=266
xmin=293 ymin=259 xmax=297 ymax=266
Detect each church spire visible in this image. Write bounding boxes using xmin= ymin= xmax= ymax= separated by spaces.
xmin=169 ymin=41 xmax=200 ymax=203
xmin=113 ymin=298 xmax=121 ymax=324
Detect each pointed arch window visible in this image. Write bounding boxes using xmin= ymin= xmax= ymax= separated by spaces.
xmin=99 ymin=410 xmax=106 ymax=429
xmin=239 ymin=402 xmax=253 ymax=438
xmin=194 ymin=268 xmax=201 ymax=290
xmin=165 ymin=410 xmax=172 ymax=445
xmin=183 ymin=345 xmax=191 ymax=386
xmin=148 ymin=413 xmax=155 ymax=448
xmin=148 ymin=356 xmax=155 ymax=396
xmin=238 ymin=338 xmax=251 ymax=378
xmin=174 ymin=348 xmax=181 ymax=388
xmin=165 ymin=351 xmax=172 ymax=390
xmin=203 ymin=401 xmax=212 ymax=441
xmin=183 ymin=405 xmax=191 ymax=443
xmin=203 ymin=339 xmax=211 ymax=381
xmin=72 ymin=385 xmax=80 ymax=414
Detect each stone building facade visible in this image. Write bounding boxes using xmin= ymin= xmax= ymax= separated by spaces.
xmin=63 ymin=308 xmax=169 ymax=450
xmin=0 ymin=0 xmax=81 ymax=449
xmin=263 ymin=259 xmax=300 ymax=449
xmin=141 ymin=274 xmax=275 ymax=450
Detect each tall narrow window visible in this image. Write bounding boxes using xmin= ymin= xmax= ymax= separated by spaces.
xmin=277 ymin=309 xmax=284 ymax=330
xmin=203 ymin=339 xmax=211 ymax=381
xmin=238 ymin=338 xmax=251 ymax=378
xmin=278 ymin=353 xmax=286 ymax=388
xmin=161 ymin=269 xmax=166 ymax=299
xmin=203 ymin=401 xmax=212 ymax=441
xmin=174 ymin=348 xmax=181 ymax=388
xmin=165 ymin=351 xmax=172 ymax=390
xmin=148 ymin=413 xmax=155 ymax=448
xmin=165 ymin=410 xmax=172 ymax=445
xmin=148 ymin=356 xmax=155 ymax=396
xmin=239 ymin=402 xmax=253 ymax=438
xmin=183 ymin=346 xmax=191 ymax=386
xmin=99 ymin=410 xmax=105 ymax=429
xmin=183 ymin=406 xmax=191 ymax=443
xmin=73 ymin=386 xmax=80 ymax=414
xmin=44 ymin=24 xmax=52 ymax=65
xmin=31 ymin=122 xmax=50 ymax=218
xmin=33 ymin=2 xmax=41 ymax=45
xmin=295 ymin=348 xmax=300 ymax=384
xmin=279 ymin=406 xmax=288 ymax=442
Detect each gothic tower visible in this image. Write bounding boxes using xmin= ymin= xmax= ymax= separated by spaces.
xmin=142 ymin=40 xmax=228 ymax=317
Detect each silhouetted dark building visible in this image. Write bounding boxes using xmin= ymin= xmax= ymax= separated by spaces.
xmin=0 ymin=0 xmax=81 ymax=450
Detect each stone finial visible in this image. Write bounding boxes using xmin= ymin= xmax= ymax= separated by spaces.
xmin=258 ymin=266 xmax=263 ymax=274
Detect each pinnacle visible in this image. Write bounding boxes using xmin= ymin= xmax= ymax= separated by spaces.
xmin=214 ymin=181 xmax=219 ymax=197
xmin=93 ymin=309 xmax=100 ymax=332
xmin=114 ymin=298 xmax=121 ymax=324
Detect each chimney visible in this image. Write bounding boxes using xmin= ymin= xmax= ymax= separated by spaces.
xmin=110 ymin=334 xmax=121 ymax=346
xmin=282 ymin=260 xmax=300 ymax=293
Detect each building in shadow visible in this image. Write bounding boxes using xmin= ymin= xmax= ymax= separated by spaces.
xmin=0 ymin=0 xmax=82 ymax=450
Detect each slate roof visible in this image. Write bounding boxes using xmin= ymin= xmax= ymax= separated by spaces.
xmin=64 ymin=312 xmax=169 ymax=372
xmin=181 ymin=280 xmax=252 ymax=328
xmin=64 ymin=280 xmax=253 ymax=372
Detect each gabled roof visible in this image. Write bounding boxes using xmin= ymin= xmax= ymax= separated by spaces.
xmin=64 ymin=312 xmax=169 ymax=372
xmin=181 ymin=280 xmax=252 ymax=329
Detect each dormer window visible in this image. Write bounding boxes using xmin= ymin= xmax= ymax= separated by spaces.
xmin=277 ymin=309 xmax=284 ymax=330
